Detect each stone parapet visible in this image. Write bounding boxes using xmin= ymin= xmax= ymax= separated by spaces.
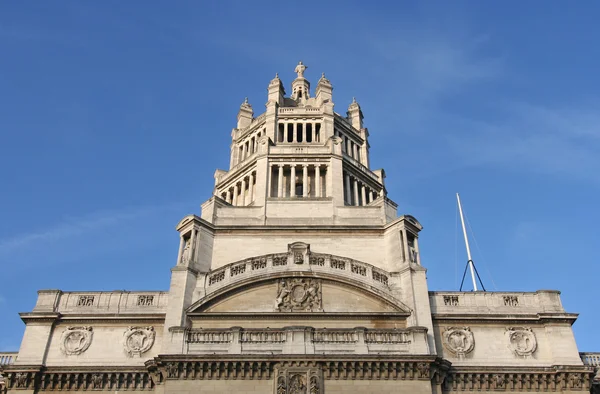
xmin=32 ymin=290 xmax=168 ymax=315
xmin=429 ymin=290 xmax=566 ymax=316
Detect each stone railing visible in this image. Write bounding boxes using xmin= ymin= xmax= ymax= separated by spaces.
xmin=205 ymin=251 xmax=391 ymax=297
xmin=581 ymin=353 xmax=600 ymax=366
xmin=186 ymin=327 xmax=427 ymax=355
xmin=581 ymin=353 xmax=600 ymax=382
xmin=278 ymin=107 xmax=322 ymax=115
xmin=343 ymin=155 xmax=380 ymax=183
xmin=0 ymin=352 xmax=17 ymax=365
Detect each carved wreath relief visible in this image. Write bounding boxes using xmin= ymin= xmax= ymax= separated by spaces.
xmin=442 ymin=327 xmax=474 ymax=358
xmin=60 ymin=326 xmax=93 ymax=356
xmin=276 ymin=278 xmax=322 ymax=312
xmin=506 ymin=327 xmax=537 ymax=357
xmin=124 ymin=326 xmax=155 ymax=357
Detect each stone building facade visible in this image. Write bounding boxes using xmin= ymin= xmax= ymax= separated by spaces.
xmin=1 ymin=62 xmax=597 ymax=394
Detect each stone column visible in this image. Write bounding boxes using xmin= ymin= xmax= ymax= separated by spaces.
xmin=369 ymin=190 xmax=375 ymax=203
xmin=267 ymin=165 xmax=273 ymax=198
xmin=226 ymin=189 xmax=231 ymax=204
xmin=414 ymin=237 xmax=421 ymax=265
xmin=361 ymin=184 xmax=367 ymax=206
xmin=232 ymin=183 xmax=239 ymax=206
xmin=302 ymin=164 xmax=308 ymax=197
xmin=345 ymin=172 xmax=351 ymax=205
xmin=176 ymin=236 xmax=185 ymax=265
xmin=353 ymin=178 xmax=359 ymax=206
xmin=278 ymin=164 xmax=284 ymax=197
xmin=401 ymin=229 xmax=410 ymax=263
xmin=293 ymin=122 xmax=297 ymax=142
xmin=290 ymin=165 xmax=296 ymax=197
xmin=248 ymin=172 xmax=254 ymax=203
xmin=315 ymin=165 xmax=321 ymax=198
xmin=240 ymin=178 xmax=246 ymax=206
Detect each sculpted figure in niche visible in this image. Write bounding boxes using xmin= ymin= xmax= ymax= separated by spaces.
xmin=181 ymin=238 xmax=192 ymax=265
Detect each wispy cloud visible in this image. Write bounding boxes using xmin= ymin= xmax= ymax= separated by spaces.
xmin=0 ymin=201 xmax=188 ymax=255
xmin=443 ymin=102 xmax=600 ymax=183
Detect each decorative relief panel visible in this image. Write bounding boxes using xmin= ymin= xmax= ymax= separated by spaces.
xmin=276 ymin=278 xmax=322 ymax=312
xmin=503 ymin=295 xmax=519 ymax=307
xmin=506 ymin=327 xmax=537 ymax=357
xmin=442 ymin=327 xmax=474 ymax=358
xmin=60 ymin=326 xmax=93 ymax=356
xmin=274 ymin=365 xmax=321 ymax=394
xmin=76 ymin=295 xmax=95 ymax=307
xmin=137 ymin=295 xmax=154 ymax=306
xmin=443 ymin=295 xmax=459 ymax=306
xmin=123 ymin=326 xmax=155 ymax=357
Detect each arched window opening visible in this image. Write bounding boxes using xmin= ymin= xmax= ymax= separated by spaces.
xmin=297 ymin=123 xmax=303 ymax=143
xmin=287 ymin=123 xmax=293 ymax=142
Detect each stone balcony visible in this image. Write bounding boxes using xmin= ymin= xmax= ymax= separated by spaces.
xmin=186 ymin=326 xmax=429 ymax=355
xmin=581 ymin=353 xmax=600 ymax=382
xmin=0 ymin=352 xmax=17 ymax=366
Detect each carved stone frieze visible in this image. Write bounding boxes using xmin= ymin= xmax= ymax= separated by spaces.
xmin=442 ymin=327 xmax=475 ymax=358
xmin=506 ymin=327 xmax=537 ymax=357
xmin=444 ymin=370 xmax=593 ymax=392
xmin=124 ymin=326 xmax=156 ymax=357
xmin=60 ymin=326 xmax=93 ymax=356
xmin=276 ymin=278 xmax=322 ymax=312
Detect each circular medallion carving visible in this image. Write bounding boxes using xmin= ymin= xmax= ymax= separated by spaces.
xmin=506 ymin=327 xmax=537 ymax=357
xmin=123 ymin=326 xmax=155 ymax=357
xmin=442 ymin=327 xmax=474 ymax=358
xmin=60 ymin=326 xmax=93 ymax=356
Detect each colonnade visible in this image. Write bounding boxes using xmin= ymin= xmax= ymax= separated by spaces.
xmin=277 ymin=121 xmax=321 ymax=143
xmin=343 ymin=171 xmax=378 ymax=206
xmin=221 ymin=171 xmax=256 ymax=206
xmin=269 ymin=163 xmax=328 ymax=198
xmin=236 ymin=129 xmax=266 ymax=165
xmin=335 ymin=130 xmax=361 ymax=162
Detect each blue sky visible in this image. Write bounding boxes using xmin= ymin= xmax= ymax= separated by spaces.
xmin=0 ymin=1 xmax=598 ymax=352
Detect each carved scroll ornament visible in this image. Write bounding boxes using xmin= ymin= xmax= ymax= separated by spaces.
xmin=506 ymin=327 xmax=537 ymax=357
xmin=124 ymin=326 xmax=156 ymax=357
xmin=442 ymin=327 xmax=474 ymax=358
xmin=60 ymin=326 xmax=93 ymax=356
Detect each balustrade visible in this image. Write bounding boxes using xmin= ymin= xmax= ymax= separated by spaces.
xmin=0 ymin=352 xmax=17 ymax=365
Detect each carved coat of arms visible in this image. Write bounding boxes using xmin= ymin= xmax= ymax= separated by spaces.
xmin=276 ymin=278 xmax=322 ymax=312
xmin=123 ymin=326 xmax=155 ymax=357
xmin=442 ymin=327 xmax=475 ymax=358
xmin=506 ymin=327 xmax=537 ymax=357
xmin=60 ymin=326 xmax=93 ymax=356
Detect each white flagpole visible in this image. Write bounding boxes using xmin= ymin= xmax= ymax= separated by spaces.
xmin=456 ymin=193 xmax=478 ymax=291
